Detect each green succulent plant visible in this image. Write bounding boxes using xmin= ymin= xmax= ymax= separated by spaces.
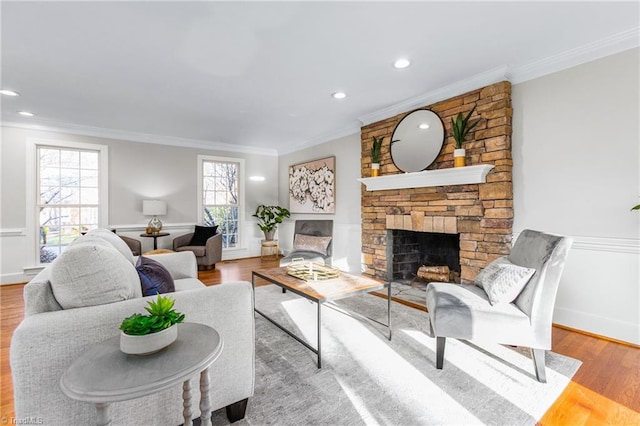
xmin=632 ymin=204 xmax=640 ymax=211
xmin=451 ymin=105 xmax=480 ymax=149
xmin=371 ymin=136 xmax=384 ymax=164
xmin=120 ymin=295 xmax=185 ymax=336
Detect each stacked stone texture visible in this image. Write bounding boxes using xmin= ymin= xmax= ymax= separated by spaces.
xmin=361 ymin=81 xmax=513 ymax=283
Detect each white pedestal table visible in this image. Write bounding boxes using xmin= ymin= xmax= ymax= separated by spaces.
xmin=60 ymin=323 xmax=223 ymax=426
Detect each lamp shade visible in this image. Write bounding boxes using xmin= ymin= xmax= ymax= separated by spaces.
xmin=143 ymin=200 xmax=167 ymax=216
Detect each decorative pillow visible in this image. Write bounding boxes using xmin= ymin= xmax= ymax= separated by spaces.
xmin=189 ymin=225 xmax=219 ymax=246
xmin=474 ymin=256 xmax=509 ymax=289
xmin=136 ymin=256 xmax=175 ymax=296
xmin=293 ymin=234 xmax=332 ymax=256
xmin=84 ymin=228 xmax=136 ymax=265
xmin=477 ymin=260 xmax=536 ymax=305
xmin=50 ymin=243 xmax=142 ymax=309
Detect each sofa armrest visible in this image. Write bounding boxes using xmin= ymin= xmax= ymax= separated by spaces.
xmin=10 ymin=282 xmax=255 ymax=425
xmin=173 ymin=233 xmax=194 ymax=250
xmin=146 ymin=251 xmax=198 ymax=279
xmin=205 ymin=233 xmax=223 ymax=264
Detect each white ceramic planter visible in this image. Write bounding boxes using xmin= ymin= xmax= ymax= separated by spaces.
xmin=453 ymin=148 xmax=466 ymax=167
xmin=120 ymin=324 xmax=178 ymax=355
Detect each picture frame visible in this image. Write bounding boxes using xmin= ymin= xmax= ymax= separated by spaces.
xmin=288 ymin=156 xmax=335 ymax=214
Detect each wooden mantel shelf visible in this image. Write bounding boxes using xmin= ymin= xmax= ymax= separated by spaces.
xmin=358 ymin=164 xmax=495 ymax=191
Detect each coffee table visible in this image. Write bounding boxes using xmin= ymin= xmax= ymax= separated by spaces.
xmin=60 ymin=323 xmax=223 ymax=426
xmin=252 ymin=265 xmax=391 ymax=368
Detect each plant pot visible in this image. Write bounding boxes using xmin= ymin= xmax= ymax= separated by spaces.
xmin=263 ymin=229 xmax=276 ymax=241
xmin=120 ymin=324 xmax=178 ymax=355
xmin=371 ymin=163 xmax=380 ymax=177
xmin=454 ymin=148 xmax=466 ymax=168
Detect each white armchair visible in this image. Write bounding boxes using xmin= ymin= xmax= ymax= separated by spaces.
xmin=425 ymin=229 xmax=573 ymax=382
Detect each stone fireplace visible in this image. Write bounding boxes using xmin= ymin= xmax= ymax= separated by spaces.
xmin=360 ymin=81 xmax=513 ymax=285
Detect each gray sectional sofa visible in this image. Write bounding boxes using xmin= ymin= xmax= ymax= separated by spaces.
xmin=10 ymin=228 xmax=255 ymax=425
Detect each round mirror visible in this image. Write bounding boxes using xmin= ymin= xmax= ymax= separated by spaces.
xmin=390 ymin=109 xmax=445 ymax=172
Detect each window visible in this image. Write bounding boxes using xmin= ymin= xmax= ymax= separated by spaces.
xmin=32 ymin=141 xmax=108 ymax=264
xmin=198 ymin=155 xmax=244 ymax=250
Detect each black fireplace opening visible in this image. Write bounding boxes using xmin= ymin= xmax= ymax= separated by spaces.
xmin=387 ymin=230 xmax=460 ymax=283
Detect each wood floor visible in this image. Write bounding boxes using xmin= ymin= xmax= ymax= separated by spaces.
xmin=1 ymin=256 xmax=638 ymax=424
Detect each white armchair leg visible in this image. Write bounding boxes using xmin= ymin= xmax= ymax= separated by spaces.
xmin=531 ymin=348 xmax=547 ymax=383
xmin=436 ymin=337 xmax=446 ymax=369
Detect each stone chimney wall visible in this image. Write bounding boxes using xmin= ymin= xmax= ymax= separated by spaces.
xmin=360 ymin=81 xmax=513 ymax=283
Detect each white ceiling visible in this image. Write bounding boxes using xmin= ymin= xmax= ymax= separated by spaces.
xmin=1 ymin=1 xmax=638 ymax=155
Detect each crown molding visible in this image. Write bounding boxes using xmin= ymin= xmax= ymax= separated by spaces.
xmin=1 ymin=119 xmax=279 ymax=157
xmin=507 ymin=27 xmax=640 ymax=84
xmin=358 ymin=65 xmax=510 ymax=126
xmin=277 ymin=120 xmax=362 ymax=155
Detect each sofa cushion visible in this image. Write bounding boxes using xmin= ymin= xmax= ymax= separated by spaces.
xmin=84 ymin=228 xmax=136 ymax=264
xmin=189 ymin=225 xmax=218 ymax=246
xmin=50 ymin=242 xmax=142 ymax=309
xmin=174 ymin=278 xmax=206 ymax=291
xmin=136 ymin=256 xmax=175 ymax=296
xmin=293 ymin=234 xmax=332 ymax=256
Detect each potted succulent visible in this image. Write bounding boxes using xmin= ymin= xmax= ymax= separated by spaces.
xmin=119 ymin=294 xmax=185 ymax=355
xmin=371 ymin=136 xmax=384 ymax=177
xmin=451 ymin=105 xmax=480 ymax=167
xmin=253 ymin=205 xmax=290 ymax=241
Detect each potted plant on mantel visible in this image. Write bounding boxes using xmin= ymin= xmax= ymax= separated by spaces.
xmin=119 ymin=294 xmax=185 ymax=355
xmin=451 ymin=105 xmax=480 ymax=168
xmin=253 ymin=204 xmax=290 ymax=241
xmin=371 ymin=136 xmax=384 ymax=177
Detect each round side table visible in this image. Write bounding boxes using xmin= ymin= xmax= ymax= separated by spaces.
xmin=60 ymin=323 xmax=223 ymax=426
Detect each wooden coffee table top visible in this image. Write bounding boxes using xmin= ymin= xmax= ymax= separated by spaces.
xmin=252 ymin=266 xmax=388 ymax=302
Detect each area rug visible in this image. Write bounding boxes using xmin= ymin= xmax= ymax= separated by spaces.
xmin=212 ymin=285 xmax=581 ymax=425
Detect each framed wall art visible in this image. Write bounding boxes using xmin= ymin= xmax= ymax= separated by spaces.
xmin=288 ymin=156 xmax=335 ymax=214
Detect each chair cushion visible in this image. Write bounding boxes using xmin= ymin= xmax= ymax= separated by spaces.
xmin=477 ymin=259 xmax=535 ymax=305
xmin=474 ymin=256 xmax=509 ymax=289
xmin=425 ymin=282 xmax=531 ymax=343
xmin=176 ymin=245 xmax=206 ymax=257
xmin=136 ymin=256 xmax=175 ymax=296
xmin=293 ymin=234 xmax=332 ymax=256
xmin=189 ymin=225 xmax=218 ymax=246
xmin=50 ymin=241 xmax=142 ymax=309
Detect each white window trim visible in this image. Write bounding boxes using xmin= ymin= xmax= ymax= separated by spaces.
xmin=26 ymin=138 xmax=109 ymax=265
xmin=197 ymin=154 xmax=246 ymax=252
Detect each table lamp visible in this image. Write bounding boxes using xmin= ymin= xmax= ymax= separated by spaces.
xmin=143 ymin=200 xmax=167 ymax=234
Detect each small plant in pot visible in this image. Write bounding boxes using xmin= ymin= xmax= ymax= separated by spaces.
xmin=119 ymin=294 xmax=185 ymax=355
xmin=451 ymin=105 xmax=480 ymax=168
xmin=371 ymin=136 xmax=384 ymax=177
xmin=253 ymin=205 xmax=290 ymax=241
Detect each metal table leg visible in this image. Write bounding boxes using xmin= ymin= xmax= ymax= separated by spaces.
xmin=317 ymin=303 xmax=322 ymax=368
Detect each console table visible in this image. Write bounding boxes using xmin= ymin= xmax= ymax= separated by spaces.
xmin=60 ymin=323 xmax=223 ymax=426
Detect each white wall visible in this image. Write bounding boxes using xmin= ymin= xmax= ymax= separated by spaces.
xmin=278 ymin=133 xmax=362 ymax=273
xmin=0 ymin=127 xmax=279 ymax=284
xmin=512 ymin=48 xmax=640 ymax=344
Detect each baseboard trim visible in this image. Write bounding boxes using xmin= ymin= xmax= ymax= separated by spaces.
xmin=552 ymin=323 xmax=640 ymax=349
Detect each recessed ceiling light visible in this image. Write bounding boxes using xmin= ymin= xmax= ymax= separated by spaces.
xmin=249 ymin=176 xmax=265 ymax=182
xmin=331 ymin=91 xmax=347 ymax=100
xmin=18 ymin=111 xmax=35 ymax=117
xmin=393 ymin=58 xmax=411 ymax=69
xmin=0 ymin=89 xmax=20 ymax=96
xmin=418 ymin=123 xmax=430 ymax=129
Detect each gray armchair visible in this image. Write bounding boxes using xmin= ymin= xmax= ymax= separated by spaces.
xmin=119 ymin=236 xmax=141 ymax=256
xmin=173 ymin=232 xmax=223 ymax=270
xmin=280 ymin=220 xmax=334 ymax=267
xmin=425 ymin=229 xmax=573 ymax=382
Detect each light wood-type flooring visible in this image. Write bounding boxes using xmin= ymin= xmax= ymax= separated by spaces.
xmin=1 ymin=256 xmax=638 ymax=424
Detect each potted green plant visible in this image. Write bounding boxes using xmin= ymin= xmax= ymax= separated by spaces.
xmin=119 ymin=294 xmax=185 ymax=355
xmin=451 ymin=105 xmax=480 ymax=167
xmin=253 ymin=205 xmax=290 ymax=241
xmin=371 ymin=136 xmax=384 ymax=177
